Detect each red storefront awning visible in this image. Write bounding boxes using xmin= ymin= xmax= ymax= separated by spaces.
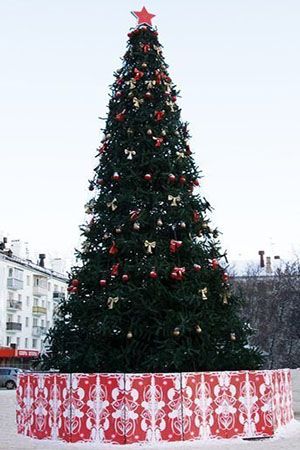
xmin=0 ymin=347 xmax=39 ymax=358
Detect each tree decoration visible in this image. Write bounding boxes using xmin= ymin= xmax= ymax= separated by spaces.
xmin=211 ymin=259 xmax=219 ymax=270
xmin=195 ymin=324 xmax=202 ymax=334
xmin=107 ymin=297 xmax=119 ymax=310
xmin=230 ymin=333 xmax=237 ymax=341
xmin=126 ymin=331 xmax=133 ymax=339
xmin=170 ymin=240 xmax=183 ymax=253
xmin=109 ymin=242 xmax=119 ymax=255
xmin=173 ymin=327 xmax=180 ymax=337
xmin=71 ymin=279 xmax=79 ymax=287
xmin=115 ymin=226 xmax=122 ymax=234
xmin=168 ymin=173 xmax=176 ymax=183
xmin=157 ymin=218 xmax=163 ymax=227
xmin=179 ymin=221 xmax=186 ymax=229
xmin=144 ymin=173 xmax=152 ymax=181
xmin=170 ymin=267 xmax=185 ymax=281
xmin=144 ymin=240 xmax=156 ymax=254
xmin=133 ymin=68 xmax=144 ymax=81
xmin=112 ymin=172 xmax=120 ymax=181
xmin=200 ymin=287 xmax=208 ymax=300
xmin=193 ymin=179 xmax=200 ymax=186
xmin=130 ymin=210 xmax=140 ymax=221
xmin=149 ymin=269 xmax=158 ymax=279
xmin=107 ymin=198 xmax=118 ymax=211
xmin=176 ymin=151 xmax=185 ymax=160
xmin=154 ymin=110 xmax=165 ymax=121
xmin=146 ymin=80 xmax=156 ymax=89
xmin=179 ymin=176 xmax=186 ymax=185
xmin=122 ymin=274 xmax=129 ymax=283
xmin=111 ymin=263 xmax=120 ymax=277
xmin=193 ymin=264 xmax=201 ymax=272
xmin=223 ymin=272 xmax=229 ymax=282
xmin=133 ymin=97 xmax=144 ymax=109
xmin=126 ymin=79 xmax=136 ymax=90
xmin=147 ymin=129 xmax=153 ymax=135
xmin=133 ymin=222 xmax=140 ymax=231
xmin=222 ymin=292 xmax=229 ymax=305
xmin=115 ymin=111 xmax=126 ymax=122
xmin=168 ymin=195 xmax=181 ymax=206
xmin=193 ymin=210 xmax=200 ymax=222
xmin=131 ymin=7 xmax=156 ymax=26
xmin=142 ymin=43 xmax=151 ymax=53
xmin=124 ymin=149 xmax=136 ymax=160
xmin=153 ymin=136 xmax=164 ymax=147
xmin=99 ymin=279 xmax=107 ymax=287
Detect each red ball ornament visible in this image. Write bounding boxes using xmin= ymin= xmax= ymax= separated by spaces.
xmin=71 ymin=286 xmax=78 ymax=293
xmin=212 ymin=259 xmax=219 ymax=270
xmin=154 ymin=110 xmax=165 ymax=122
xmin=67 ymin=286 xmax=73 ymax=292
xmin=115 ymin=91 xmax=122 ymax=98
xmin=115 ymin=112 xmax=125 ymax=122
xmin=145 ymin=92 xmax=152 ymax=100
xmin=96 ymin=178 xmax=104 ymax=185
xmin=71 ymin=279 xmax=79 ymax=287
xmin=112 ymin=172 xmax=120 ymax=181
xmin=222 ymin=272 xmax=229 ymax=282
xmin=122 ymin=274 xmax=129 ymax=283
xmin=172 ymin=96 xmax=177 ymax=102
xmin=193 ymin=179 xmax=200 ymax=186
xmin=99 ymin=279 xmax=107 ymax=287
xmin=193 ymin=210 xmax=200 ymax=223
xmin=149 ymin=270 xmax=158 ymax=279
xmin=179 ymin=176 xmax=186 ymax=185
xmin=193 ymin=264 xmax=201 ymax=272
xmin=144 ymin=173 xmax=152 ymax=181
xmin=168 ymin=173 xmax=176 ymax=183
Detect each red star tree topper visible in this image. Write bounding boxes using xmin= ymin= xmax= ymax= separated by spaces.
xmin=132 ymin=6 xmax=156 ymax=26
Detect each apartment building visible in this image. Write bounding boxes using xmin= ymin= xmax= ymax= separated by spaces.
xmin=0 ymin=239 xmax=68 ymax=366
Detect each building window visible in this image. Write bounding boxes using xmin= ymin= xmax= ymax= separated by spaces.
xmin=25 ymin=338 xmax=28 ymax=348
xmin=47 ymin=301 xmax=50 ymax=310
xmin=54 ymin=284 xmax=58 ymax=292
xmin=42 ymin=299 xmax=45 ymax=307
xmin=8 ymin=291 xmax=14 ymax=300
xmin=33 ymin=318 xmax=38 ymax=327
xmin=27 ymin=275 xmax=30 ymax=286
xmin=8 ymin=268 xmax=13 ymax=277
xmin=7 ymin=314 xmax=13 ymax=323
xmin=6 ymin=336 xmax=11 ymax=346
xmin=32 ymin=339 xmax=37 ymax=349
xmin=26 ymin=296 xmax=30 ymax=306
xmin=48 ymin=282 xmax=51 ymax=291
xmin=16 ymin=337 xmax=20 ymax=347
xmin=41 ymin=319 xmax=45 ymax=327
xmin=17 ymin=315 xmax=21 ymax=323
xmin=33 ymin=298 xmax=38 ymax=306
xmin=25 ymin=317 xmax=29 ymax=327
xmin=18 ymin=294 xmax=22 ymax=302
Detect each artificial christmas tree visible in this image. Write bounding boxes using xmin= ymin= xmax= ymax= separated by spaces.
xmin=42 ymin=7 xmax=262 ymax=374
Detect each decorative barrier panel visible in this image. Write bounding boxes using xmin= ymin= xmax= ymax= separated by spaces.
xmin=16 ymin=369 xmax=293 ymax=445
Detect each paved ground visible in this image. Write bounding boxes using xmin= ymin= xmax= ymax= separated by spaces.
xmin=0 ymin=370 xmax=299 ymax=450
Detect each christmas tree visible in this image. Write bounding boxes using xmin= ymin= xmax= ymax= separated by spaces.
xmin=43 ymin=8 xmax=262 ymax=373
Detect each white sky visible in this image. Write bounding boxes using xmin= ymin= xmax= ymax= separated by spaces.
xmin=0 ymin=0 xmax=299 ymax=266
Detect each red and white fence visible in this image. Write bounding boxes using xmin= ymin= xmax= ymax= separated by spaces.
xmin=16 ymin=369 xmax=293 ymax=444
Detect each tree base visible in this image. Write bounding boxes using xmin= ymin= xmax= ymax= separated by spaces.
xmin=16 ymin=369 xmax=293 ymax=444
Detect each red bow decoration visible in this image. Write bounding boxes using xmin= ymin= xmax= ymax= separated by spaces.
xmin=193 ymin=210 xmax=200 ymax=223
xmin=115 ymin=111 xmax=125 ymax=122
xmin=154 ymin=110 xmax=165 ymax=122
xmin=130 ymin=209 xmax=140 ymax=221
xmin=155 ymin=69 xmax=163 ymax=84
xmin=116 ymin=77 xmax=123 ymax=86
xmin=170 ymin=240 xmax=183 ymax=253
xmin=109 ymin=242 xmax=119 ymax=256
xmin=133 ymin=68 xmax=144 ymax=81
xmin=111 ymin=263 xmax=120 ymax=277
xmin=170 ymin=267 xmax=186 ymax=281
xmin=154 ymin=137 xmax=164 ymax=147
xmin=142 ymin=43 xmax=151 ymax=53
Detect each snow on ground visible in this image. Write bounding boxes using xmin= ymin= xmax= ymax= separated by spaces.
xmin=0 ymin=370 xmax=299 ymax=450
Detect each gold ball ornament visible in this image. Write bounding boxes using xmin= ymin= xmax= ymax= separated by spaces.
xmin=133 ymin=222 xmax=140 ymax=231
xmin=230 ymin=333 xmax=236 ymax=341
xmin=173 ymin=327 xmax=180 ymax=337
xmin=180 ymin=221 xmax=186 ymax=229
xmin=161 ymin=129 xmax=167 ymax=136
xmin=127 ymin=331 xmax=133 ymax=339
xmin=141 ymin=62 xmax=147 ymax=68
xmin=195 ymin=325 xmax=202 ymax=334
xmin=115 ymin=227 xmax=122 ymax=234
xmin=157 ymin=218 xmax=163 ymax=227
xmin=147 ymin=129 xmax=153 ymax=136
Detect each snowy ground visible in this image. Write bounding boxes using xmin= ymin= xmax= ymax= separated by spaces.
xmin=0 ymin=370 xmax=299 ymax=450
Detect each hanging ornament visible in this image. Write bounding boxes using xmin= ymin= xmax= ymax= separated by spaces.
xmin=186 ymin=144 xmax=192 ymax=155
xmin=124 ymin=149 xmax=136 ymax=160
xmin=71 ymin=279 xmax=79 ymax=287
xmin=154 ymin=110 xmax=165 ymax=121
xmin=127 ymin=128 xmax=134 ymax=135
xmin=96 ymin=178 xmax=104 ymax=185
xmin=193 ymin=179 xmax=200 ymax=187
xmin=133 ymin=68 xmax=144 ymax=81
xmin=166 ymin=100 xmax=175 ymax=112
xmin=179 ymin=176 xmax=186 ymax=185
xmin=193 ymin=210 xmax=200 ymax=222
xmin=176 ymin=151 xmax=185 ymax=160
xmin=153 ymin=44 xmax=162 ymax=55
xmin=130 ymin=210 xmax=140 ymax=221
xmin=168 ymin=173 xmax=176 ymax=183
xmin=111 ymin=263 xmax=120 ymax=277
xmin=230 ymin=333 xmax=236 ymax=341
xmin=107 ymin=198 xmax=118 ymax=211
xmin=170 ymin=240 xmax=183 ymax=253
xmin=115 ymin=226 xmax=122 ymax=234
xmin=170 ymin=267 xmax=185 ymax=281
xmin=147 ymin=129 xmax=153 ymax=136
xmin=145 ymin=91 xmax=152 ymax=100
xmin=126 ymin=331 xmax=133 ymax=339
xmin=115 ymin=90 xmax=122 ymax=99
xmin=144 ymin=173 xmax=152 ymax=181
xmin=222 ymin=272 xmax=229 ymax=282
xmin=161 ymin=129 xmax=167 ymax=137
xmin=211 ymin=259 xmax=219 ymax=270
xmin=168 ymin=195 xmax=181 ymax=207
xmin=126 ymin=79 xmax=136 ymax=90
xmin=193 ymin=264 xmax=201 ymax=272
xmin=157 ymin=218 xmax=163 ymax=227
xmin=109 ymin=242 xmax=119 ymax=256
xmin=70 ymin=286 xmax=78 ymax=293
xmin=149 ymin=269 xmax=158 ymax=279
xmin=179 ymin=221 xmax=186 ymax=229
xmin=115 ymin=111 xmax=126 ymax=122
xmin=103 ymin=233 xmax=110 ymax=240
xmin=153 ymin=136 xmax=164 ymax=147
xmin=142 ymin=43 xmax=151 ymax=53
xmin=144 ymin=240 xmax=156 ymax=254
xmin=173 ymin=327 xmax=180 ymax=337
xmin=222 ymin=292 xmax=229 ymax=305
xmin=99 ymin=279 xmax=107 ymax=287
xmin=112 ymin=172 xmax=120 ymax=181
xmin=195 ymin=325 xmax=202 ymax=334
xmin=141 ymin=62 xmax=148 ymax=69
xmin=200 ymin=287 xmax=208 ymax=300
xmin=133 ymin=222 xmax=140 ymax=231
xmin=155 ymin=69 xmax=163 ymax=84
xmin=122 ymin=274 xmax=129 ymax=283
xmin=107 ymin=296 xmax=119 ymax=310
xmin=133 ymin=97 xmax=144 ymax=109
xmin=146 ymin=80 xmax=156 ymax=89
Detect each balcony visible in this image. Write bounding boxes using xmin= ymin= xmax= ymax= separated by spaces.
xmin=7 ymin=278 xmax=23 ymax=290
xmin=32 ymin=306 xmax=47 ymax=316
xmin=33 ymin=285 xmax=48 ymax=297
xmin=32 ymin=326 xmax=47 ymax=337
xmin=6 ymin=322 xmax=22 ymax=332
xmin=7 ymin=300 xmax=22 ymax=311
xmin=53 ymin=292 xmax=65 ymax=302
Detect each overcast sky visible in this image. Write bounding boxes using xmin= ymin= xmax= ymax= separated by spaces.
xmin=0 ymin=0 xmax=299 ymax=266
